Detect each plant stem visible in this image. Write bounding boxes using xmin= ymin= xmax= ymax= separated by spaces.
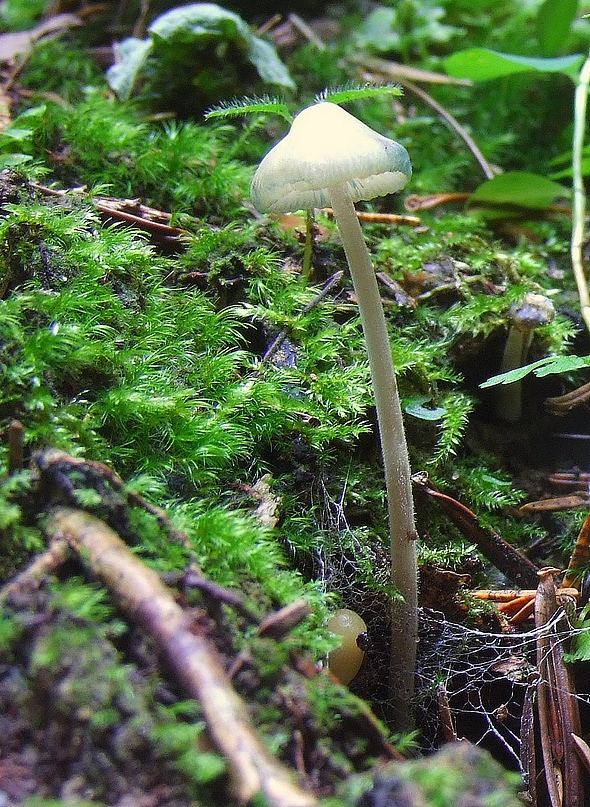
xmin=572 ymin=51 xmax=590 ymax=334
xmin=328 ymin=182 xmax=418 ymax=730
xmin=302 ymin=209 xmax=315 ymax=279
xmin=496 ymin=326 xmax=527 ymax=423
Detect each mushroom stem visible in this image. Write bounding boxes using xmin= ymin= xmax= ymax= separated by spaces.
xmin=496 ymin=293 xmax=555 ymax=423
xmin=497 ymin=326 xmax=529 ymax=423
xmin=329 ymin=181 xmax=417 ymax=729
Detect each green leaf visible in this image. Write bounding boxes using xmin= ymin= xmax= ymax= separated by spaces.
xmin=564 ymin=627 xmax=590 ymax=663
xmin=108 ymin=4 xmax=295 ymax=97
xmin=320 ymin=84 xmax=403 ymax=106
xmin=0 ymin=153 xmax=32 ymax=168
xmin=444 ymin=48 xmax=584 ymax=82
xmin=480 ymin=355 xmax=590 ymax=388
xmin=468 ymin=171 xmax=569 ymax=213
xmin=534 ymin=355 xmax=590 ymax=376
xmin=536 ymin=0 xmax=579 ymax=57
xmin=480 ymin=358 xmax=553 ymax=388
xmin=355 ymin=7 xmax=399 ymax=52
xmin=404 ymin=396 xmax=446 ymax=421
xmin=246 ymin=36 xmax=295 ymax=90
xmin=106 ymin=37 xmax=153 ymax=100
xmin=205 ymin=97 xmax=292 ymax=123
xmin=149 ymin=4 xmax=294 ymax=89
xmin=149 ymin=3 xmax=250 ymax=43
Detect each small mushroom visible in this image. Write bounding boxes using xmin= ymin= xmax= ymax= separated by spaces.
xmin=496 ymin=292 xmax=555 ymax=423
xmin=251 ymin=102 xmax=417 ymax=725
xmin=326 ymin=608 xmax=368 ymax=685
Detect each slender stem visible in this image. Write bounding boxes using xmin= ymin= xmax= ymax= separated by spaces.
xmin=572 ymin=51 xmax=590 ymax=333
xmin=328 ymin=182 xmax=418 ymax=730
xmin=496 ymin=326 xmax=526 ymax=423
xmin=301 ymin=209 xmax=314 ymax=280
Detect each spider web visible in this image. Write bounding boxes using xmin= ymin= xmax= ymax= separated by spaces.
xmin=304 ymin=475 xmax=590 ymax=768
xmin=417 ymin=607 xmax=590 ymax=770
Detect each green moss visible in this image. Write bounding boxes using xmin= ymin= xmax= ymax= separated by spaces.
xmin=0 ymin=3 xmax=588 ymax=797
xmin=0 ymin=579 xmax=224 ymax=803
xmin=347 ymin=742 xmax=523 ymax=807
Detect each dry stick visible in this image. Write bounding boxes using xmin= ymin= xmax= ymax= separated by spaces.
xmin=571 ymin=52 xmax=590 ymax=334
xmin=535 ymin=568 xmax=582 ymax=807
xmin=520 ymin=494 xmax=590 ymax=514
xmin=521 ymin=679 xmax=537 ymax=805
xmin=571 ymin=733 xmax=590 ymax=775
xmin=363 ymin=58 xmax=497 ymax=179
xmin=399 ymin=78 xmax=495 ymax=180
xmin=45 ymin=507 xmax=317 ymax=807
xmin=0 ymin=536 xmax=70 ymax=605
xmin=353 ymin=54 xmax=473 ymax=87
xmin=262 ymin=271 xmax=344 ymax=363
xmin=546 ymin=381 xmax=590 ymax=414
xmin=287 ymin=13 xmax=326 ymax=50
xmin=472 ymin=589 xmax=579 ymax=603
xmin=413 ymin=473 xmax=539 ymax=588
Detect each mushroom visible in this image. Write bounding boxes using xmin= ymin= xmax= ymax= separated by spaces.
xmin=326 ymin=608 xmax=368 ymax=685
xmin=496 ymin=292 xmax=555 ymax=423
xmin=251 ymin=102 xmax=417 ymax=727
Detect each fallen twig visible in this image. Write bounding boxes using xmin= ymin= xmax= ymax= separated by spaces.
xmin=520 ymin=494 xmax=590 ymax=513
xmin=412 ymin=472 xmax=540 ymax=588
xmin=262 ymin=271 xmax=344 ymax=363
xmin=0 ymin=536 xmax=70 ymax=605
xmin=44 ymin=506 xmax=318 ymax=807
xmin=546 ymin=381 xmax=590 ymax=414
xmin=354 ymin=56 xmax=495 ymax=180
xmin=521 ymin=677 xmax=537 ymax=805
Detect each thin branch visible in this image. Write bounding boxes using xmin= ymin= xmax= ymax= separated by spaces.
xmin=44 ymin=507 xmax=317 ymax=807
xmin=353 ymin=54 xmax=473 ymax=86
xmin=0 ymin=537 xmax=70 ymax=605
xmin=263 ymin=271 xmax=344 ymax=362
xmin=412 ymin=472 xmax=540 ymax=588
xmin=398 ymin=78 xmax=495 ymax=180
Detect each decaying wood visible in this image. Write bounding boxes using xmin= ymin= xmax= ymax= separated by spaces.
xmin=44 ymin=506 xmax=318 ymax=807
xmin=534 ymin=568 xmax=583 ymax=807
xmin=32 ymin=448 xmax=196 ymax=554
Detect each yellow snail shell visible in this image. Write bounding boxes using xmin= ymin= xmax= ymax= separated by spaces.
xmin=326 ymin=608 xmax=367 ymax=685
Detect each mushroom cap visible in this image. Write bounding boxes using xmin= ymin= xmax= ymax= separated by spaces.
xmin=509 ymin=292 xmax=555 ymax=331
xmin=251 ymin=102 xmax=412 ymax=214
